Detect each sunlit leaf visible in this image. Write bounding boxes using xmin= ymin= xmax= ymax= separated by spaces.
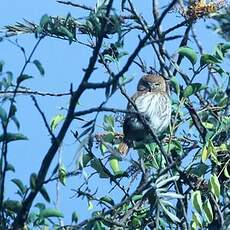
xmin=100 ymin=143 xmax=107 ymax=154
xmin=201 ymin=145 xmax=209 ymax=162
xmin=200 ymin=54 xmax=220 ymax=66
xmin=39 ymin=208 xmax=64 ymax=218
xmin=192 ymin=190 xmax=203 ymax=214
xmin=203 ymin=199 xmax=213 ymax=223
xmin=170 ymin=77 xmax=180 ymax=96
xmin=50 ymin=114 xmax=65 ymax=131
xmin=209 ymin=174 xmax=220 ymax=199
xmin=159 ymin=192 xmax=184 ymax=199
xmin=132 ymin=195 xmax=143 ymax=202
xmin=100 ymin=196 xmax=115 ymax=206
xmin=224 ymin=166 xmax=230 ymax=179
xmin=178 ymin=46 xmax=197 ymax=65
xmin=160 ymin=201 xmax=181 ymax=223
xmin=156 ymin=176 xmax=180 ymax=188
xmin=109 ymin=156 xmax=122 ymax=176
xmin=58 ymin=164 xmax=67 ymax=186
xmin=40 ymin=14 xmax=50 ymax=28
xmin=183 ymin=83 xmax=206 ymax=98
xmin=192 ymin=212 xmax=202 ymax=228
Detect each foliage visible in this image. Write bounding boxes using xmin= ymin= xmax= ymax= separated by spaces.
xmin=0 ymin=0 xmax=230 ymax=229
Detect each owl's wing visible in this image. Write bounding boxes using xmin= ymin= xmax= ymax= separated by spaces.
xmin=126 ymin=91 xmax=144 ymax=111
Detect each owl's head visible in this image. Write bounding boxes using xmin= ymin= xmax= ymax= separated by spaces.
xmin=137 ymin=74 xmax=167 ymax=92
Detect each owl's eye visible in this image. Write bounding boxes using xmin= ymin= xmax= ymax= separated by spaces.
xmin=143 ymin=80 xmax=151 ymax=89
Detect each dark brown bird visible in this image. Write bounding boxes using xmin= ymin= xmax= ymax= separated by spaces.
xmin=119 ymin=74 xmax=171 ymax=155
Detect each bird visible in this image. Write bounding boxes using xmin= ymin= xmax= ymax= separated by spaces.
xmin=119 ymin=74 xmax=171 ymax=155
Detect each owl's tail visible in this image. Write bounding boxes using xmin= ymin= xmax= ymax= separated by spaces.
xmin=118 ymin=142 xmax=130 ymax=155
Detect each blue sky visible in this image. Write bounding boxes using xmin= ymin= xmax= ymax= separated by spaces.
xmin=0 ymin=0 xmax=228 ymax=226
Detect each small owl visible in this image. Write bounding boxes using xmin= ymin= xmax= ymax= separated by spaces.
xmin=119 ymin=74 xmax=171 ymax=155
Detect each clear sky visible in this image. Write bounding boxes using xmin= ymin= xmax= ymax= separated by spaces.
xmin=0 ymin=0 xmax=227 ymax=226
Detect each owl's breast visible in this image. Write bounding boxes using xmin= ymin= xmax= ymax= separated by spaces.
xmin=134 ymin=92 xmax=171 ymax=134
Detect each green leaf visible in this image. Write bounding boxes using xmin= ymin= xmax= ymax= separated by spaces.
xmin=50 ymin=114 xmax=65 ymax=131
xmin=103 ymin=115 xmax=114 ymax=131
xmin=3 ymin=199 xmax=21 ymax=213
xmin=11 ymin=178 xmax=26 ymax=195
xmin=100 ymin=143 xmax=107 ymax=154
xmin=0 ymin=133 xmax=28 ymax=143
xmin=9 ymin=104 xmax=17 ymax=118
xmin=132 ymin=195 xmax=143 ymax=202
xmin=0 ymin=60 xmax=4 ymax=72
xmin=170 ymin=77 xmax=180 ymax=96
xmin=202 ymin=121 xmax=214 ymax=129
xmin=30 ymin=173 xmax=37 ymax=191
xmin=58 ymin=26 xmax=74 ymax=40
xmin=209 ymin=174 xmax=220 ymax=199
xmin=102 ymin=132 xmax=114 ymax=143
xmin=201 ymin=145 xmax=209 ymax=162
xmin=224 ymin=166 xmax=230 ymax=179
xmin=189 ymin=162 xmax=209 ymax=177
xmin=156 ymin=176 xmax=179 ymax=188
xmin=160 ymin=201 xmax=181 ymax=223
xmin=40 ymin=14 xmax=50 ymax=28
xmin=200 ymin=54 xmax=220 ymax=66
xmin=91 ymin=159 xmax=109 ymax=178
xmin=82 ymin=153 xmax=93 ymax=167
xmin=178 ymin=46 xmax=197 ymax=65
xmin=183 ymin=83 xmax=206 ymax=97
xmin=214 ymin=44 xmax=224 ymax=61
xmin=88 ymin=200 xmax=94 ymax=210
xmin=6 ymin=163 xmax=15 ymax=172
xmin=33 ymin=59 xmax=45 ymax=76
xmin=192 ymin=212 xmax=202 ymax=228
xmin=222 ymin=43 xmax=230 ymax=54
xmin=17 ymin=74 xmax=33 ymax=84
xmin=39 ymin=208 xmax=64 ymax=219
xmin=40 ymin=186 xmax=51 ymax=203
xmin=191 ymin=221 xmax=197 ymax=230
xmin=100 ymin=196 xmax=115 ymax=206
xmin=0 ymin=106 xmax=7 ymax=123
xmin=192 ymin=190 xmax=203 ymax=214
xmin=203 ymin=199 xmax=213 ymax=223
xmin=35 ymin=202 xmax=46 ymax=211
xmin=58 ymin=164 xmax=67 ymax=186
xmin=71 ymin=211 xmax=78 ymax=223
xmin=11 ymin=116 xmax=20 ymax=130
xmin=109 ymin=156 xmax=122 ymax=176
xmin=159 ymin=192 xmax=184 ymax=199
